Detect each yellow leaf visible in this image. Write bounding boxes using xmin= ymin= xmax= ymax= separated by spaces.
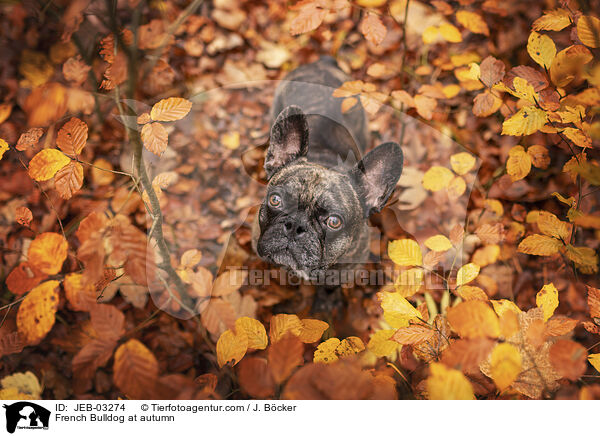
xmin=565 ymin=245 xmax=598 ymax=271
xmin=269 ymin=314 xmax=303 ymax=343
xmin=16 ymin=280 xmax=60 ymax=344
xmin=465 ymin=62 xmax=481 ymax=81
xmin=150 ymin=97 xmax=192 ymax=121
xmin=0 ymin=139 xmax=8 ymax=161
xmin=447 ymin=300 xmax=500 ymax=339
xmin=422 ymin=166 xmax=454 ymax=191
xmin=456 ymin=285 xmax=488 ymax=301
xmin=367 ymin=329 xmax=401 ymax=358
xmin=550 ymin=45 xmax=593 ymax=87
xmin=222 ymin=131 xmax=240 ymax=150
xmin=577 ymin=15 xmax=600 ymax=48
xmin=313 ymin=338 xmax=341 ymax=364
xmin=456 ymin=263 xmax=480 ymax=286
xmin=527 ymin=31 xmax=556 ymax=69
xmin=27 ymin=232 xmax=68 ymax=275
xmin=447 ymin=175 xmax=466 ymax=199
xmin=561 ymin=127 xmax=591 ymax=148
xmin=378 ymin=291 xmax=422 ymax=328
xmin=427 ymin=362 xmax=475 ymax=400
xmin=216 ymin=328 xmax=248 ymax=367
xmin=442 ymin=84 xmax=461 ymax=98
xmin=491 ymin=299 xmax=522 ymax=317
xmin=439 ymin=23 xmax=462 ymax=42
xmin=388 ymin=239 xmax=422 ymax=266
xmin=589 ymin=353 xmax=600 ymax=372
xmin=298 ymin=318 xmax=329 ymax=343
xmin=472 ymin=244 xmax=500 ymax=267
xmin=518 ymin=234 xmax=562 ymax=256
xmin=532 ymin=9 xmax=572 ymax=31
xmin=506 ymin=146 xmax=532 ymax=181
xmin=501 ymin=106 xmax=547 ymax=136
xmin=422 ymin=26 xmax=439 ymax=44
xmin=537 ymin=211 xmax=570 ymax=240
xmin=28 ymin=149 xmax=70 ymax=182
xmin=394 ymin=268 xmax=424 ymax=297
xmin=0 ymin=104 xmax=12 ymax=124
xmin=425 ymin=235 xmax=453 ymax=252
xmin=456 ymin=10 xmax=489 ymax=36
xmin=536 ymin=283 xmax=559 ymax=322
xmin=450 ymin=152 xmax=476 ymax=175
xmin=485 ymin=199 xmax=504 ymax=217
xmin=335 ymin=336 xmax=365 ymax=357
xmin=355 ymin=0 xmax=387 ymax=6
xmin=512 ymin=77 xmax=539 ymax=104
xmin=234 ymin=317 xmax=268 ymax=350
xmin=490 ymin=343 xmax=522 ymax=391
xmin=0 ymin=371 xmax=42 ymax=399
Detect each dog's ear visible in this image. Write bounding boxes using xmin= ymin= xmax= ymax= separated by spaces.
xmin=350 ymin=142 xmax=403 ymax=217
xmin=265 ymin=105 xmax=309 ymax=179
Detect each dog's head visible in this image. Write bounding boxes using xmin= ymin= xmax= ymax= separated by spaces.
xmin=252 ymin=105 xmax=403 ymax=277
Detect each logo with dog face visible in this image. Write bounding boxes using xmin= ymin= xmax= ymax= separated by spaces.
xmin=2 ymin=402 xmax=50 ymax=433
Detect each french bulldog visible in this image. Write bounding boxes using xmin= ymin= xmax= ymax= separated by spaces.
xmin=251 ymin=57 xmax=403 ymax=294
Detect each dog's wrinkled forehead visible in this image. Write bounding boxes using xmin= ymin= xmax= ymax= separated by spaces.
xmin=269 ymin=163 xmax=358 ymax=211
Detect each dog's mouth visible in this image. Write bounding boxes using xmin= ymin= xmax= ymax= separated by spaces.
xmin=267 ymin=247 xmax=321 ymax=279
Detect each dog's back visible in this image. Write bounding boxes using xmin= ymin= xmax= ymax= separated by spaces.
xmin=272 ymin=57 xmax=369 ymax=169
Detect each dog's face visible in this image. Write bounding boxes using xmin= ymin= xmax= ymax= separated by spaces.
xmin=253 ymin=105 xmax=403 ymax=277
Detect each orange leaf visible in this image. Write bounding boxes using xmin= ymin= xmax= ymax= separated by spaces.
xmin=391 ymin=324 xmax=434 ymax=345
xmin=6 ymin=263 xmax=47 ymax=295
xmin=298 ymin=318 xmax=329 ymax=343
xmin=447 ymin=300 xmax=500 ymax=338
xmin=64 ymin=272 xmax=96 ymax=312
xmin=268 ymin=333 xmax=304 ymax=384
xmin=27 ymin=232 xmax=68 ymax=275
xmin=54 ymin=161 xmax=83 ymax=199
xmin=15 ymin=206 xmax=33 ymax=227
xmin=56 ymin=117 xmax=88 ymax=157
xmin=216 ymin=328 xmax=248 ymax=367
xmin=113 ymin=339 xmax=159 ymax=399
xmin=141 ymin=122 xmax=168 ymax=156
xmin=545 ymin=316 xmax=578 ymax=337
xmin=150 ymin=97 xmax=192 ymax=122
xmin=456 ymin=10 xmax=489 ymax=36
xmin=549 ymin=339 xmax=588 ymax=381
xmin=16 ymin=280 xmax=60 ymax=344
xmin=360 ymin=13 xmax=387 ymax=45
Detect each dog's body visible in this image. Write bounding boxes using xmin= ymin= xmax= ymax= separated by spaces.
xmin=252 ymin=57 xmax=403 ymax=292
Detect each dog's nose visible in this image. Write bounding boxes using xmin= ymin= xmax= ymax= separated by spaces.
xmin=284 ymin=220 xmax=307 ymax=236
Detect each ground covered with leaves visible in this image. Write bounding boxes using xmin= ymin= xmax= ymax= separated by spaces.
xmin=0 ymin=0 xmax=600 ymax=400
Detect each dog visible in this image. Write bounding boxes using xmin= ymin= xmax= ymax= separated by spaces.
xmin=251 ymin=57 xmax=403 ymax=308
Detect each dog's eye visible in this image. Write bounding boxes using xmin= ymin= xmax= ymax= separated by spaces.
xmin=268 ymin=194 xmax=282 ymax=208
xmin=326 ymin=215 xmax=342 ymax=230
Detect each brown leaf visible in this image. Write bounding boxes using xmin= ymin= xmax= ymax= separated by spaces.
xmin=16 ymin=128 xmax=44 ymax=151
xmin=545 ymin=316 xmax=578 ymax=337
xmin=549 ymin=339 xmax=588 ymax=381
xmin=268 ymin=333 xmax=304 ymax=384
xmin=360 ymin=13 xmax=387 ymax=46
xmin=73 ymin=338 xmax=117 ymax=379
xmin=54 ymin=161 xmax=84 ymax=199
xmin=588 ymin=286 xmax=600 ymax=318
xmin=290 ymin=3 xmax=327 ymax=35
xmin=113 ymin=339 xmax=159 ymax=399
xmin=479 ymin=56 xmax=505 ymax=87
xmin=237 ymin=357 xmax=276 ymax=398
xmin=505 ymin=66 xmax=548 ymax=91
xmin=141 ymin=122 xmax=168 ymax=156
xmin=56 ymin=117 xmax=88 ymax=157
xmin=475 ymin=223 xmax=505 ymax=245
xmin=414 ymin=94 xmax=437 ymax=120
xmin=391 ymin=323 xmax=434 ymax=345
xmin=91 ymin=304 xmax=125 ymax=341
xmin=0 ymin=332 xmax=25 ymax=357
xmin=15 ymin=206 xmax=33 ymax=227
xmin=441 ymin=338 xmax=495 ymax=373
xmin=473 ymin=91 xmax=502 ymax=117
